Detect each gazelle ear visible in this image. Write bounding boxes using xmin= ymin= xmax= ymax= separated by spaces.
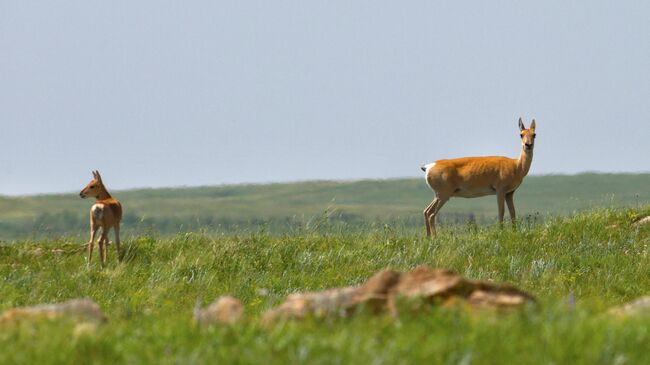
xmin=92 ymin=171 xmax=97 ymax=178
xmin=518 ymin=118 xmax=526 ymax=131
xmin=94 ymin=170 xmax=102 ymax=181
xmin=530 ymin=119 xmax=536 ymax=130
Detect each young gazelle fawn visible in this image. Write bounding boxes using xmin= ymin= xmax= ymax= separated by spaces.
xmin=79 ymin=171 xmax=123 ymax=267
xmin=422 ymin=118 xmax=536 ymax=236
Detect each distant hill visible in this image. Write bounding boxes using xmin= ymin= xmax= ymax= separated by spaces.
xmin=1 ymin=173 xmax=649 ymax=240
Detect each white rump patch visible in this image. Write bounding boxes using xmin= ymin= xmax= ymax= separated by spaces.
xmin=91 ymin=204 xmax=105 ymax=221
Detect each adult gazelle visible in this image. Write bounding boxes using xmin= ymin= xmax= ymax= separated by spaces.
xmin=422 ymin=118 xmax=536 ymax=236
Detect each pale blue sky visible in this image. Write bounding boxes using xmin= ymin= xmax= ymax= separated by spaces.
xmin=1 ymin=1 xmax=649 ymax=195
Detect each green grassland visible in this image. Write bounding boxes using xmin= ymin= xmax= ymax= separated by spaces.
xmin=1 ymin=173 xmax=649 ymax=240
xmin=1 ymin=208 xmax=650 ymax=364
xmin=1 ymin=174 xmax=650 ymax=364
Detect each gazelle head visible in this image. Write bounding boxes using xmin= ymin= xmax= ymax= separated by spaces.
xmin=518 ymin=118 xmax=537 ymax=152
xmin=79 ymin=170 xmax=105 ymax=199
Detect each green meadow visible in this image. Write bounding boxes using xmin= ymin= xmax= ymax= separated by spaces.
xmin=1 ymin=173 xmax=650 ymax=364
xmin=1 ymin=173 xmax=649 ymax=240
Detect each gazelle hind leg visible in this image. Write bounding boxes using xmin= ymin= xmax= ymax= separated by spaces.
xmin=423 ymin=198 xmax=438 ymax=237
xmin=428 ymin=196 xmax=449 ymax=237
xmin=98 ymin=229 xmax=108 ymax=268
xmin=87 ymin=224 xmax=99 ymax=268
xmin=86 ymin=212 xmax=98 ymax=247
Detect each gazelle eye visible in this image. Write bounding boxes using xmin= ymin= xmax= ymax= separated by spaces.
xmin=90 ymin=185 xmax=95 ymax=188
xmin=520 ymin=134 xmax=524 ymax=138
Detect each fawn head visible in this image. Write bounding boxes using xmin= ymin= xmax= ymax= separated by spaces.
xmin=518 ymin=118 xmax=537 ymax=152
xmin=79 ymin=170 xmax=105 ymax=199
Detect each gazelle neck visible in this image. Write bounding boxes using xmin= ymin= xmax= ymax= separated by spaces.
xmin=517 ymin=147 xmax=534 ymax=177
xmin=95 ymin=185 xmax=112 ymax=200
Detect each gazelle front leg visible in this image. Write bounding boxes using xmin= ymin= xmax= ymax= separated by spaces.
xmin=505 ymin=191 xmax=516 ymax=226
xmin=497 ymin=191 xmax=506 ymax=226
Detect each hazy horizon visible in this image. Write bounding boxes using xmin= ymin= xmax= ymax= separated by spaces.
xmin=3 ymin=171 xmax=650 ymax=198
xmin=2 ymin=1 xmax=649 ymax=195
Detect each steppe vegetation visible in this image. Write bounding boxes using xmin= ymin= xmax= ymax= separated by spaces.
xmin=1 ymin=173 xmax=648 ymax=239
xmin=1 ymin=174 xmax=649 ymax=364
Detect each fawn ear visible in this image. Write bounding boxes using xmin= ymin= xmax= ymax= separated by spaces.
xmin=518 ymin=118 xmax=526 ymax=131
xmin=530 ymin=119 xmax=536 ymax=131
xmin=94 ymin=170 xmax=102 ymax=182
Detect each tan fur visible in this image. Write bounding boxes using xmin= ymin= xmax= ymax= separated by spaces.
xmin=423 ymin=118 xmax=536 ymax=236
xmin=79 ymin=170 xmax=122 ymax=268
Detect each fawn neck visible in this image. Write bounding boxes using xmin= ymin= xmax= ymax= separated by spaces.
xmin=95 ymin=184 xmax=112 ymax=200
xmin=516 ymin=147 xmax=533 ymax=177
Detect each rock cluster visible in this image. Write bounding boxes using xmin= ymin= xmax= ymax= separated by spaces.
xmin=634 ymin=216 xmax=650 ymax=227
xmin=608 ymin=296 xmax=650 ymax=317
xmin=194 ymin=295 xmax=244 ymax=326
xmin=261 ymin=266 xmax=535 ymax=324
xmin=192 ymin=267 xmax=535 ymax=326
xmin=0 ymin=298 xmax=107 ymax=336
xmin=0 ymin=298 xmax=106 ymax=324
